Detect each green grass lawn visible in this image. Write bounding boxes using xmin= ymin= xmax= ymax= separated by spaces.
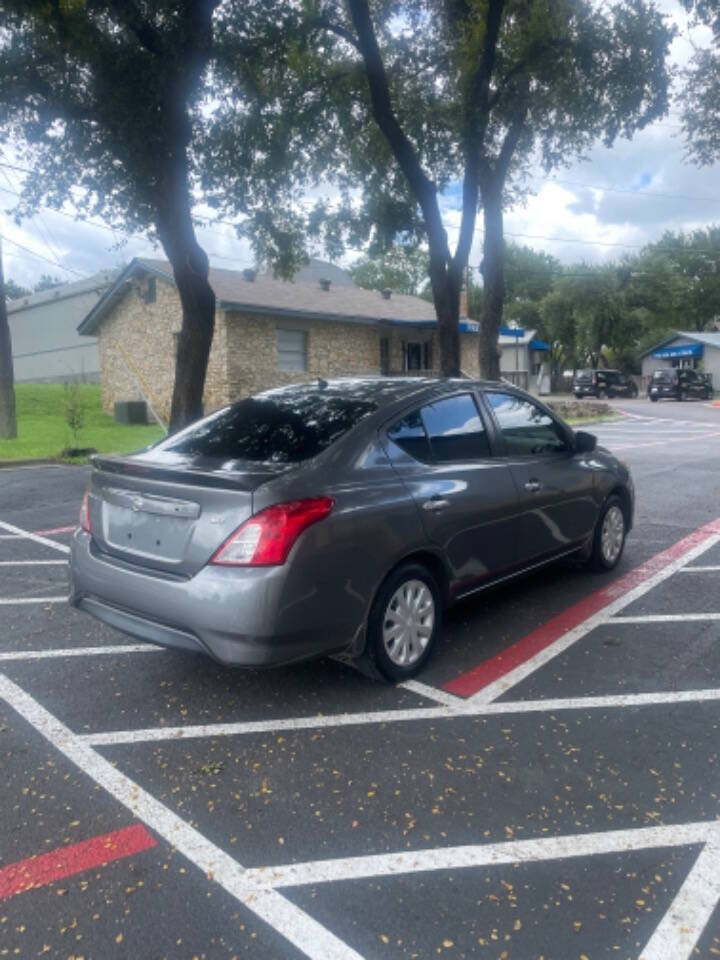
xmin=0 ymin=384 xmax=164 ymax=461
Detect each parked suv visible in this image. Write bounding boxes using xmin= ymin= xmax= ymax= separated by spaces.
xmin=649 ymin=368 xmax=713 ymax=402
xmin=573 ymin=369 xmax=638 ymax=399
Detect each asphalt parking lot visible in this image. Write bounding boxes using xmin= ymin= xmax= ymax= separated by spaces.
xmin=1 ymin=398 xmax=720 ymax=959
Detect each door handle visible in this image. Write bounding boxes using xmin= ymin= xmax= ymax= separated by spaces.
xmin=524 ymin=479 xmax=541 ymax=492
xmin=422 ymin=497 xmax=450 ymax=512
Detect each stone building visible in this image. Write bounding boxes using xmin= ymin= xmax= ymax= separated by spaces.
xmin=78 ymin=257 xmax=483 ymax=421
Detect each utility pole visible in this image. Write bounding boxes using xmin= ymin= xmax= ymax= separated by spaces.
xmin=0 ymin=234 xmax=18 ymax=439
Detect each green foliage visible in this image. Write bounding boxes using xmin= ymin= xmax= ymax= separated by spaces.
xmin=680 ymin=0 xmax=720 ymax=165
xmin=63 ymin=378 xmax=86 ymax=448
xmin=4 ymin=278 xmax=29 ymax=300
xmin=33 ymin=274 xmax=63 ymax=292
xmin=350 ymin=246 xmax=430 ymax=295
xmin=504 ymin=243 xmax=559 ymax=328
xmin=210 ymin=0 xmax=673 ymax=285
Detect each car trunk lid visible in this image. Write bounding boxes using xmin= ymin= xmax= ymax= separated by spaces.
xmin=88 ymin=453 xmax=291 ymax=576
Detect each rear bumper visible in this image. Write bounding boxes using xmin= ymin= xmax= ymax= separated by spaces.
xmin=69 ymin=532 xmax=356 ymax=667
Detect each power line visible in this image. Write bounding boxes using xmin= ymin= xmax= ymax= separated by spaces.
xmin=528 ymin=174 xmax=717 ymax=204
xmin=0 ymin=234 xmax=86 ymax=277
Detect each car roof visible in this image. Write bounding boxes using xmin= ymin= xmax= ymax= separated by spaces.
xmin=256 ymin=377 xmax=506 ymax=409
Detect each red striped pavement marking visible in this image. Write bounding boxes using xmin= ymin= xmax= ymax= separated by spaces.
xmin=32 ymin=525 xmax=75 ymax=536
xmin=0 ymin=824 xmax=157 ymax=900
xmin=444 ymin=518 xmax=720 ymax=699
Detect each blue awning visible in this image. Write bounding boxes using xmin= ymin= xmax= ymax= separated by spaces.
xmin=652 ymin=342 xmax=703 ymax=359
xmin=499 ymin=326 xmax=525 ymax=338
xmin=459 ymin=319 xmax=480 ymax=334
xmin=529 ymin=338 xmax=550 ymax=352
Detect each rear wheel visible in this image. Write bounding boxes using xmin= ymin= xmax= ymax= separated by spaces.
xmin=590 ymin=496 xmax=627 ymax=571
xmin=679 ymin=389 xmax=688 ymax=401
xmin=650 ymin=395 xmax=658 ymax=402
xmin=366 ymin=563 xmax=441 ymax=682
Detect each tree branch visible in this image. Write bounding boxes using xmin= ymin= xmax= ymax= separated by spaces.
xmin=311 ymin=14 xmax=362 ymax=53
xmin=346 ymin=0 xmax=448 ymax=258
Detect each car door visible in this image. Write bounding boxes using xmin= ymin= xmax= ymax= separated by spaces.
xmin=481 ymin=390 xmax=598 ymax=565
xmin=382 ymin=392 xmax=519 ymax=595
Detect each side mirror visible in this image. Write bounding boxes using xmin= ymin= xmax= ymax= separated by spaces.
xmin=574 ymin=430 xmax=597 ymax=454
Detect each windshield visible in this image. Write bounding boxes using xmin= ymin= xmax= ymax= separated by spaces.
xmin=155 ymin=387 xmax=378 ymax=464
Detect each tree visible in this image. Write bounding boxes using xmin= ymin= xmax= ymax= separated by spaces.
xmin=680 ymin=0 xmax=720 ymax=164
xmin=0 ymin=237 xmax=17 ymax=438
xmin=350 ymin=245 xmax=430 ymax=295
xmin=223 ymin=0 xmax=671 ymax=378
xmin=33 ymin=274 xmax=63 ymax=293
xmin=0 ymin=0 xmax=220 ymax=430
xmin=503 ymin=243 xmax=559 ymax=329
xmin=637 ymin=228 xmax=720 ymax=332
xmin=4 ymin=277 xmax=29 ymax=300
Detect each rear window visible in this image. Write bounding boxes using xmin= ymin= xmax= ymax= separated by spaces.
xmin=575 ymin=370 xmax=593 ymax=380
xmin=156 ymin=387 xmax=378 ymax=464
xmin=652 ymin=370 xmax=673 ymax=381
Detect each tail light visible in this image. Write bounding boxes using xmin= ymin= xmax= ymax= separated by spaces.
xmin=674 ymin=373 xmax=679 ymax=385
xmin=79 ymin=491 xmax=92 ymax=533
xmin=592 ymin=372 xmax=598 ymax=385
xmin=210 ymin=497 xmax=334 ymax=567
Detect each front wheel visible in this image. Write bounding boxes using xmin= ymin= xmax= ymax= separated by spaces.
xmin=590 ymin=496 xmax=627 ymax=572
xmin=678 ymin=389 xmax=688 ymax=402
xmin=365 ymin=563 xmax=441 ymax=682
xmin=650 ymin=395 xmax=658 ymax=402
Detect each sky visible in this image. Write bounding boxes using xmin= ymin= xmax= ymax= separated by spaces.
xmin=1 ymin=0 xmax=717 ymax=292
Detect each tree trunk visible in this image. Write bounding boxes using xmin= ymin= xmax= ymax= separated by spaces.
xmin=0 ymin=237 xmax=17 ymax=439
xmin=428 ymin=254 xmax=461 ymax=376
xmin=159 ymin=211 xmax=216 ymax=433
xmin=478 ymin=184 xmax=505 ymax=380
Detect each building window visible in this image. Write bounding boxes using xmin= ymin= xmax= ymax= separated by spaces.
xmin=405 ymin=340 xmax=432 ymax=372
xmin=277 ymin=328 xmax=308 ymax=371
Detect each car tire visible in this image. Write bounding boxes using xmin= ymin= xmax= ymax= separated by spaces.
xmin=365 ymin=563 xmax=442 ymax=682
xmin=650 ymin=395 xmax=658 ymax=402
xmin=679 ymin=389 xmax=688 ymax=401
xmin=598 ymin=389 xmax=607 ymax=400
xmin=589 ymin=495 xmax=627 ymax=572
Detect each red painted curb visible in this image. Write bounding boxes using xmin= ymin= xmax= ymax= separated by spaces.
xmin=443 ymin=518 xmax=720 ymax=699
xmin=32 ymin=525 xmax=76 ymax=537
xmin=0 ymin=824 xmax=157 ymax=900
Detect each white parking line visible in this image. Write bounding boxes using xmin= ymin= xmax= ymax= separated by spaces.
xmin=0 ymin=674 xmax=363 ymax=960
xmin=242 ymin=820 xmax=717 ymax=889
xmin=0 ymin=560 xmax=68 ymax=566
xmin=80 ymin=688 xmax=720 ymax=747
xmin=0 ymin=645 xmax=159 ymax=662
xmin=0 ymin=520 xmax=70 ymax=554
xmin=639 ymin=835 xmax=720 ymax=960
xmin=612 ymin=613 xmax=720 ymax=623
xmin=679 ymin=565 xmax=720 ymax=573
xmin=0 ymin=597 xmax=68 ymax=605
xmin=464 ymin=525 xmax=720 ymax=705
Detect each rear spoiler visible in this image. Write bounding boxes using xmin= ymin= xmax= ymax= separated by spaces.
xmin=91 ymin=455 xmax=278 ymax=493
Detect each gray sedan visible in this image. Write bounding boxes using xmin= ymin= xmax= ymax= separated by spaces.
xmin=70 ymin=378 xmax=634 ymax=681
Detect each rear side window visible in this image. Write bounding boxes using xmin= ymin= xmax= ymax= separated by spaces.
xmin=387 ymin=410 xmax=433 ymax=463
xmin=485 ymin=391 xmax=567 ymax=456
xmin=421 ymin=394 xmax=491 ymax=462
xmin=156 ymin=388 xmax=377 ymax=464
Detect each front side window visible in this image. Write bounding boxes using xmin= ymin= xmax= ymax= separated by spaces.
xmin=277 ymin=328 xmax=308 ymax=371
xmin=421 ymin=394 xmax=490 ymax=462
xmin=485 ymin=391 xmax=567 ymax=456
xmin=156 ymin=386 xmax=377 ymax=464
